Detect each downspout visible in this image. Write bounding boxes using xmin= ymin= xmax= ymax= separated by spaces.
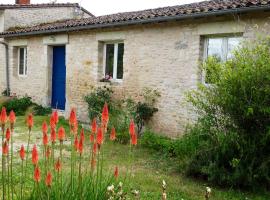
xmin=0 ymin=41 xmax=9 ymax=96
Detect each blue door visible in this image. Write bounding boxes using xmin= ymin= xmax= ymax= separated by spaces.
xmin=52 ymin=46 xmax=66 ymax=110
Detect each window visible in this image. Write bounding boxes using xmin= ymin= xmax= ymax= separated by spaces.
xmin=18 ymin=47 xmax=27 ymax=76
xmin=203 ymin=36 xmax=242 ymax=83
xmin=103 ymin=42 xmax=124 ymax=80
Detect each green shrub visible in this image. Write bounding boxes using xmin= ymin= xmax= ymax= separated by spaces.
xmin=32 ymin=104 xmax=52 ymax=116
xmin=1 ymin=96 xmax=33 ymax=115
xmin=184 ymin=37 xmax=270 ymax=188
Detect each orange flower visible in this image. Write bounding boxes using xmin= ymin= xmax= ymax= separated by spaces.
xmin=50 ymin=128 xmax=56 ymax=143
xmin=55 ymin=158 xmax=61 ymax=172
xmin=91 ymin=118 xmax=97 ymax=134
xmin=114 ymin=166 xmax=119 ymax=179
xmin=0 ymin=107 xmax=7 ymax=125
xmin=90 ymin=133 xmax=95 ymax=143
xmin=71 ymin=121 xmax=78 ymax=135
xmin=92 ymin=142 xmax=97 ymax=155
xmin=32 ymin=145 xmax=38 ymax=165
xmin=74 ymin=135 xmax=79 ymax=152
xmin=102 ymin=103 xmax=109 ymax=124
xmin=34 ymin=166 xmax=41 ymax=182
xmin=46 ymin=147 xmax=51 ymax=159
xmin=96 ymin=127 xmax=103 ymax=145
xmin=45 ymin=171 xmax=52 ymax=187
xmin=79 ymin=136 xmax=83 ymax=154
xmin=42 ymin=121 xmax=48 ymax=134
xmin=19 ymin=145 xmax=25 ymax=160
xmin=43 ymin=133 xmax=48 ymax=146
xmin=50 ymin=114 xmax=56 ymax=130
xmin=27 ymin=114 xmax=34 ymax=130
xmin=80 ymin=128 xmax=85 ymax=143
xmin=58 ymin=127 xmax=65 ymax=142
xmin=2 ymin=141 xmax=8 ymax=156
xmin=5 ymin=128 xmax=11 ymax=142
xmin=131 ymin=132 xmax=137 ymax=146
xmin=53 ymin=110 xmax=59 ymax=124
xmin=9 ymin=110 xmax=16 ymax=125
xmin=69 ymin=108 xmax=77 ymax=127
xmin=110 ymin=127 xmax=116 ymax=141
xmin=129 ymin=120 xmax=135 ymax=136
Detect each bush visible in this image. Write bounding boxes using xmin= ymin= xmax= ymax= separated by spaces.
xmin=32 ymin=104 xmax=52 ymax=116
xmin=1 ymin=96 xmax=33 ymax=115
xmin=184 ymin=37 xmax=270 ymax=188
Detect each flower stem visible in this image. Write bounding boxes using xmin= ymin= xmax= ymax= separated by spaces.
xmin=60 ymin=141 xmax=63 ymax=200
xmin=1 ymin=125 xmax=5 ymax=200
xmin=79 ymin=153 xmax=82 ymax=200
xmin=20 ymin=160 xmax=24 ymax=200
xmin=10 ymin=132 xmax=14 ymax=200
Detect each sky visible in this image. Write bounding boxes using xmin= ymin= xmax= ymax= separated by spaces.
xmin=0 ymin=0 xmax=204 ymax=16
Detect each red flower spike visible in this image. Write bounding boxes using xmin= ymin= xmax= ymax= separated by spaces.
xmin=131 ymin=133 xmax=137 ymax=146
xmin=69 ymin=108 xmax=77 ymax=127
xmin=2 ymin=141 xmax=8 ymax=156
xmin=0 ymin=107 xmax=7 ymax=125
xmin=42 ymin=121 xmax=48 ymax=134
xmin=90 ymin=133 xmax=95 ymax=143
xmin=79 ymin=136 xmax=83 ymax=154
xmin=46 ymin=147 xmax=51 ymax=159
xmin=5 ymin=128 xmax=11 ymax=142
xmin=110 ymin=127 xmax=116 ymax=141
xmin=96 ymin=127 xmax=103 ymax=145
xmin=71 ymin=121 xmax=78 ymax=135
xmin=27 ymin=114 xmax=34 ymax=129
xmin=45 ymin=171 xmax=52 ymax=187
xmin=55 ymin=159 xmax=61 ymax=172
xmin=50 ymin=115 xmax=56 ymax=130
xmin=9 ymin=110 xmax=16 ymax=125
xmin=34 ymin=166 xmax=41 ymax=182
xmin=92 ymin=142 xmax=97 ymax=155
xmin=114 ymin=166 xmax=119 ymax=179
xmin=91 ymin=118 xmax=97 ymax=134
xmin=43 ymin=133 xmax=48 ymax=146
xmin=80 ymin=128 xmax=85 ymax=143
xmin=129 ymin=120 xmax=135 ymax=136
xmin=50 ymin=128 xmax=56 ymax=143
xmin=74 ymin=135 xmax=79 ymax=152
xmin=19 ymin=145 xmax=25 ymax=160
xmin=32 ymin=145 xmax=38 ymax=165
xmin=53 ymin=110 xmax=59 ymax=124
xmin=102 ymin=103 xmax=109 ymax=124
xmin=58 ymin=127 xmax=65 ymax=142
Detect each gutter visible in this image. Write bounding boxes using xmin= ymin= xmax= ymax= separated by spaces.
xmin=0 ymin=41 xmax=9 ymax=96
xmin=1 ymin=5 xmax=270 ymax=38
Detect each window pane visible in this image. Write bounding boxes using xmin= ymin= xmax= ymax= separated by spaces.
xmin=24 ymin=48 xmax=27 ymax=75
xmin=19 ymin=48 xmax=25 ymax=75
xmin=207 ymin=38 xmax=223 ymax=62
xmin=105 ymin=44 xmax=114 ymax=78
xmin=117 ymin=43 xmax=124 ymax=79
xmin=227 ymin=37 xmax=241 ymax=60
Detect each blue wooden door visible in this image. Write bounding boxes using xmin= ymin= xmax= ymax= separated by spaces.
xmin=52 ymin=46 xmax=66 ymax=110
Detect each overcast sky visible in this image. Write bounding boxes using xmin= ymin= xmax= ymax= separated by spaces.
xmin=0 ymin=0 xmax=203 ymax=16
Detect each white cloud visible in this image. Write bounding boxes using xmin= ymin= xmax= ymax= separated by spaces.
xmin=0 ymin=0 xmax=203 ymax=16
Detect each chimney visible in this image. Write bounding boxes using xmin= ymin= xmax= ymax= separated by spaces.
xmin=15 ymin=0 xmax=30 ymax=4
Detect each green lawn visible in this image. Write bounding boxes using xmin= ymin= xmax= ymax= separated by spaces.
xmin=7 ymin=116 xmax=270 ymax=200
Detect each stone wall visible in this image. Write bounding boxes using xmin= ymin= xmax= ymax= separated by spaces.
xmin=5 ymin=13 xmax=270 ymax=137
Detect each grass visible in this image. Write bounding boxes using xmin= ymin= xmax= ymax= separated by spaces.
xmin=7 ymin=115 xmax=270 ymax=200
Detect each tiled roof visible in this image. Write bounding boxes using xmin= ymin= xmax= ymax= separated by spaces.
xmin=2 ymin=0 xmax=270 ymax=37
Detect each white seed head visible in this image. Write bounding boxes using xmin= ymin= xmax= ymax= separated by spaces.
xmin=162 ymin=180 xmax=166 ymax=187
xmin=206 ymin=187 xmax=211 ymax=194
xmin=118 ymin=181 xmax=123 ymax=187
xmin=107 ymin=185 xmax=114 ymax=192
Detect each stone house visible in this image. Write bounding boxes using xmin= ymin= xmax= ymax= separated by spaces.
xmin=0 ymin=0 xmax=270 ymax=137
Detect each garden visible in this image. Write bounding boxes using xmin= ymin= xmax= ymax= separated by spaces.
xmin=0 ymin=37 xmax=270 ymax=199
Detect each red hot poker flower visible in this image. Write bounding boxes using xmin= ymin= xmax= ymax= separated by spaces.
xmin=32 ymin=145 xmax=38 ymax=165
xmin=27 ymin=114 xmax=34 ymax=130
xmin=129 ymin=120 xmax=135 ymax=136
xmin=20 ymin=145 xmax=25 ymax=160
xmin=53 ymin=110 xmax=59 ymax=124
xmin=74 ymin=135 xmax=79 ymax=152
xmin=9 ymin=110 xmax=16 ymax=125
xmin=80 ymin=128 xmax=85 ymax=143
xmin=91 ymin=118 xmax=97 ymax=134
xmin=55 ymin=159 xmax=61 ymax=172
xmin=50 ymin=128 xmax=56 ymax=143
xmin=131 ymin=132 xmax=137 ymax=146
xmin=58 ymin=127 xmax=65 ymax=142
xmin=90 ymin=133 xmax=95 ymax=143
xmin=102 ymin=103 xmax=109 ymax=124
xmin=50 ymin=115 xmax=56 ymax=130
xmin=5 ymin=128 xmax=11 ymax=142
xmin=45 ymin=171 xmax=52 ymax=187
xmin=42 ymin=121 xmax=48 ymax=134
xmin=69 ymin=108 xmax=77 ymax=127
xmin=0 ymin=107 xmax=7 ymax=125
xmin=79 ymin=136 xmax=83 ymax=154
xmin=96 ymin=127 xmax=103 ymax=145
xmin=71 ymin=121 xmax=78 ymax=135
xmin=110 ymin=127 xmax=116 ymax=141
xmin=114 ymin=166 xmax=119 ymax=179
xmin=92 ymin=142 xmax=97 ymax=155
xmin=2 ymin=141 xmax=8 ymax=156
xmin=34 ymin=166 xmax=41 ymax=182
xmin=43 ymin=133 xmax=48 ymax=146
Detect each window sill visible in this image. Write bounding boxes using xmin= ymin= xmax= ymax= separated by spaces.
xmin=18 ymin=75 xmax=27 ymax=78
xmin=98 ymin=79 xmax=123 ymax=85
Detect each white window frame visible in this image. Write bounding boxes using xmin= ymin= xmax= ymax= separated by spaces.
xmin=103 ymin=42 xmax=124 ymax=81
xmin=202 ymin=36 xmax=242 ymax=84
xmin=17 ymin=47 xmax=27 ymax=77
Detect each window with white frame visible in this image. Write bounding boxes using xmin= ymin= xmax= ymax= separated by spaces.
xmin=18 ymin=47 xmax=27 ymax=76
xmin=103 ymin=42 xmax=124 ymax=80
xmin=203 ymin=36 xmax=242 ymax=83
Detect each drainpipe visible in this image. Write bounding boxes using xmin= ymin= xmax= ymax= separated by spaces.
xmin=0 ymin=41 xmax=10 ymax=96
